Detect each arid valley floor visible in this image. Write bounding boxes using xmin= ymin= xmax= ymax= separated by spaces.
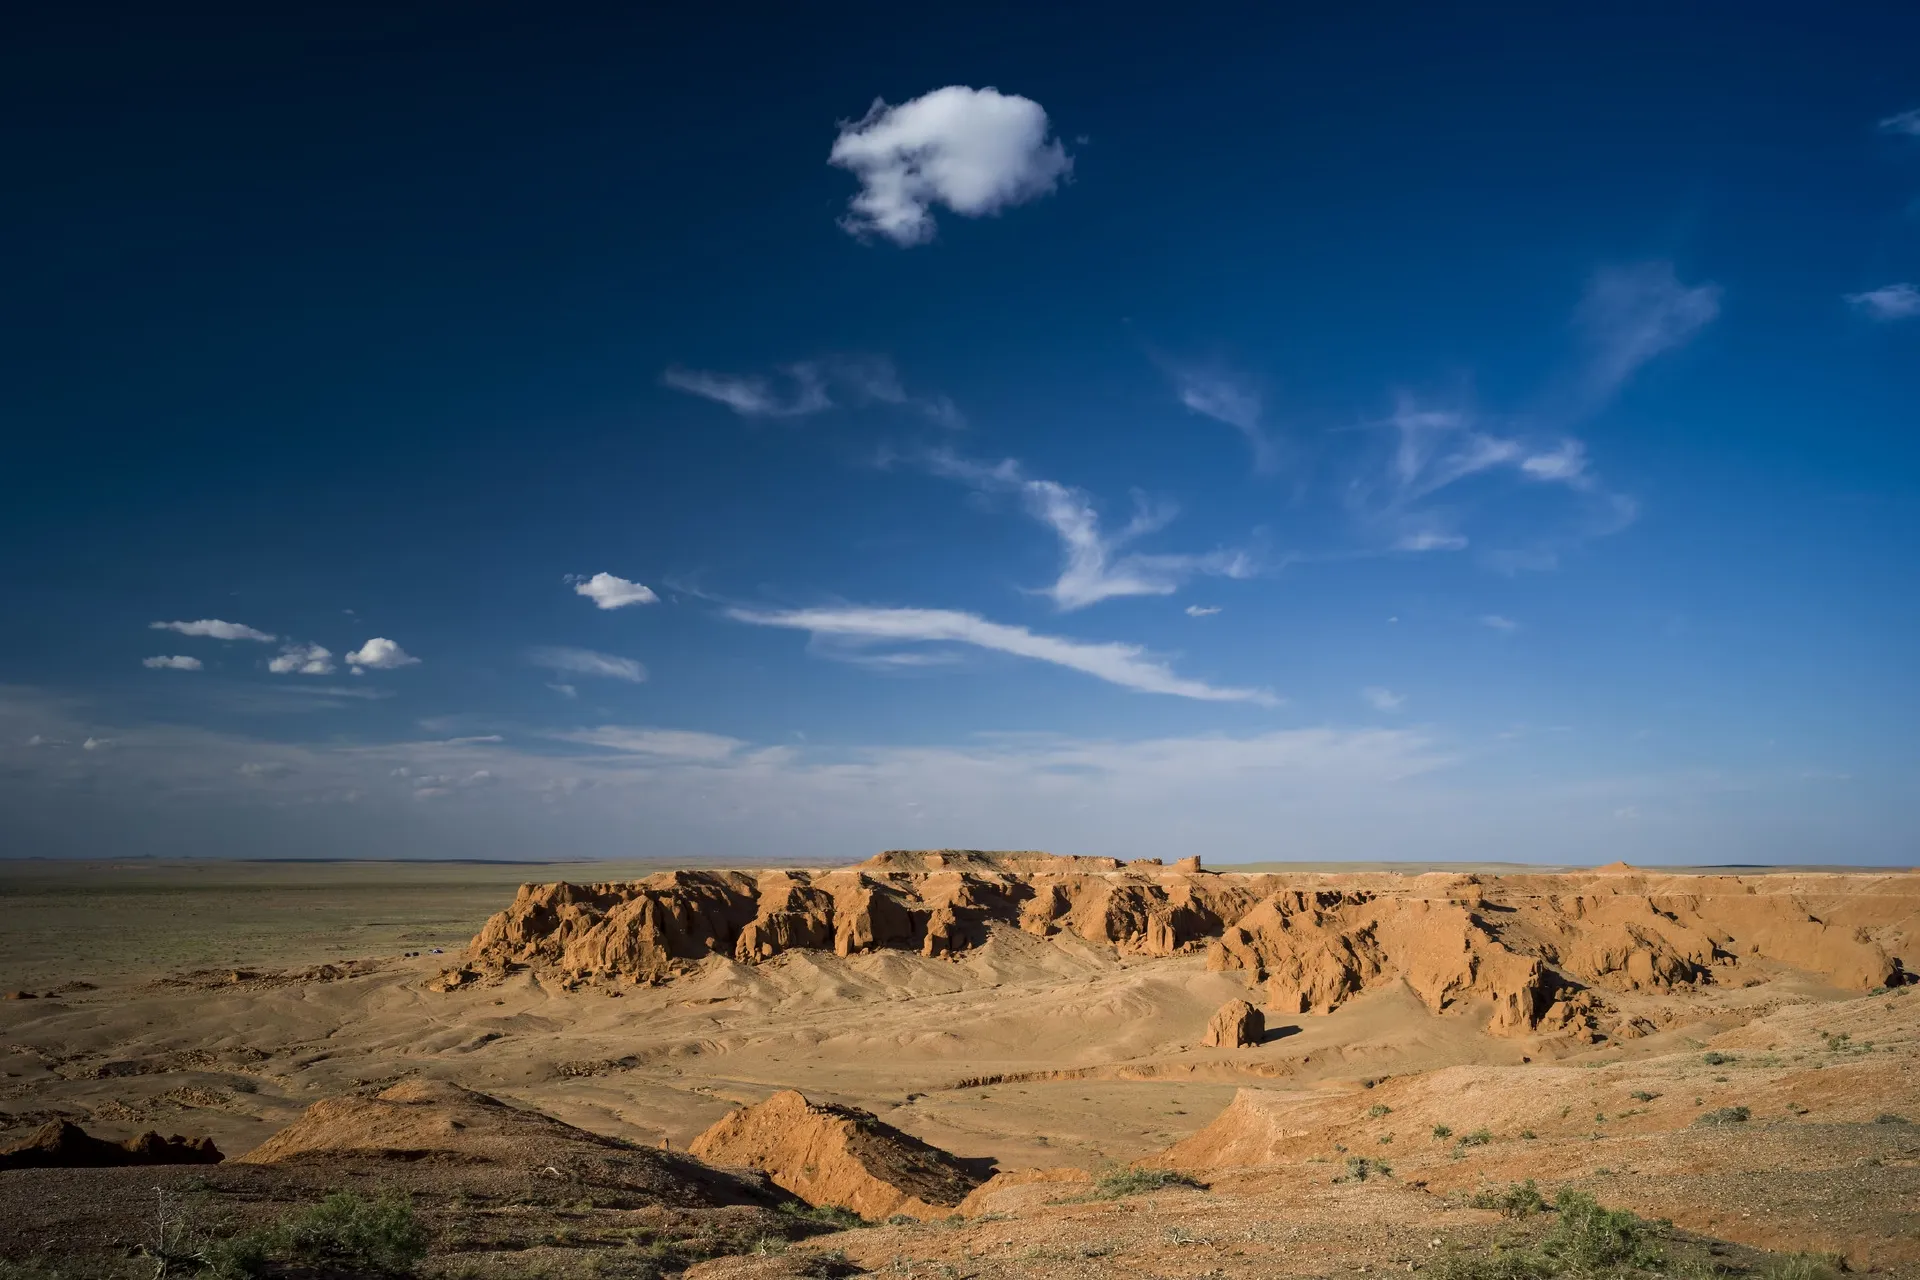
xmin=1 ymin=853 xmax=1915 ymax=1278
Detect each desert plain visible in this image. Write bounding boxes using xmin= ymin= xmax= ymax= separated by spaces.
xmin=1 ymin=851 xmax=1916 ymax=1279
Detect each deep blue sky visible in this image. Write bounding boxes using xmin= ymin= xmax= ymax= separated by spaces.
xmin=4 ymin=3 xmax=1917 ymax=863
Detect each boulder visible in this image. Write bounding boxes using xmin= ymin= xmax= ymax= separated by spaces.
xmin=1203 ymin=998 xmax=1265 ymax=1048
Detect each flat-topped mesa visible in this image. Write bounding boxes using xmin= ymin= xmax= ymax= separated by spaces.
xmin=459 ymin=858 xmax=1918 ymax=1041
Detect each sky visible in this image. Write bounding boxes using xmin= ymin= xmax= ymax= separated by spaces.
xmin=3 ymin=3 xmax=1918 ymax=864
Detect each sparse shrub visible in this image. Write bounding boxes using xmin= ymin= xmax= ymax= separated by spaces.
xmin=1544 ymin=1191 xmax=1665 ymax=1272
xmin=1432 ymin=1123 xmax=1454 ymax=1138
xmin=1469 ymin=1180 xmax=1546 ymax=1218
xmin=1366 ymin=1103 xmax=1393 ymax=1118
xmin=201 ymin=1190 xmax=427 ymax=1278
xmin=1088 ymin=1166 xmax=1204 ymax=1198
xmin=1694 ymin=1106 xmax=1751 ymax=1127
xmin=1378 ymin=1133 xmax=1394 ymax=1144
xmin=1344 ymin=1155 xmax=1391 ymax=1181
xmin=1518 ymin=1129 xmax=1536 ymax=1140
xmin=1457 ymin=1128 xmax=1493 ymax=1147
xmin=1629 ymin=1090 xmax=1658 ymax=1102
xmin=1875 ymin=1113 xmax=1912 ymax=1125
xmin=1763 ymin=1254 xmax=1846 ymax=1280
xmin=779 ymin=1201 xmax=868 ymax=1230
xmin=1701 ymin=1051 xmax=1735 ymax=1066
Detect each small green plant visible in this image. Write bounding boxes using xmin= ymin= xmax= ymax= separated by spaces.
xmin=1378 ymin=1132 xmax=1394 ymax=1144
xmin=1366 ymin=1103 xmax=1393 ymax=1118
xmin=1518 ymin=1129 xmax=1536 ymax=1139
xmin=1432 ymin=1123 xmax=1453 ymax=1138
xmin=1457 ymin=1128 xmax=1493 ymax=1147
xmin=201 ymin=1190 xmax=427 ymax=1277
xmin=1875 ymin=1113 xmax=1912 ymax=1125
xmin=1762 ymin=1253 xmax=1847 ymax=1280
xmin=1694 ymin=1105 xmax=1751 ymax=1127
xmin=1468 ymin=1180 xmax=1546 ymax=1218
xmin=1088 ymin=1166 xmax=1204 ymax=1198
xmin=1701 ymin=1051 xmax=1735 ymax=1066
xmin=779 ymin=1201 xmax=869 ymax=1230
xmin=1629 ymin=1090 xmax=1658 ymax=1102
xmin=1343 ymin=1155 xmax=1391 ymax=1182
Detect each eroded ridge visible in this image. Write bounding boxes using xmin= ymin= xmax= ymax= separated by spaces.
xmin=460 ymin=853 xmax=1916 ymax=1039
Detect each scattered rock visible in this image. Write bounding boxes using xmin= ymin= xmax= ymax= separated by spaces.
xmin=1203 ymin=998 xmax=1265 ymax=1048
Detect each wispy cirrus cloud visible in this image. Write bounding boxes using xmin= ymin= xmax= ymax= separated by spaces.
xmin=142 ymin=655 xmax=203 ymax=671
xmin=1575 ymin=261 xmax=1722 ymax=404
xmin=665 ymin=355 xmax=961 ymax=426
xmin=151 ymin=619 xmax=275 ymax=642
xmin=662 ymin=364 xmax=831 ymax=419
xmin=546 ymin=727 xmax=745 ymax=759
xmin=1185 ymin=605 xmax=1221 ymax=617
xmin=1170 ymin=365 xmax=1279 ymax=473
xmin=1846 ymin=283 xmax=1920 ymax=322
xmin=1480 ymin=614 xmax=1519 ymax=632
xmin=529 ymin=647 xmax=648 ymax=684
xmin=1362 ymin=686 xmax=1405 ymax=712
xmin=729 ymin=604 xmax=1277 ymax=705
xmin=828 ymin=86 xmax=1071 ymax=246
xmin=1878 ymin=107 xmax=1920 ymax=138
xmin=926 ymin=450 xmax=1255 ymax=610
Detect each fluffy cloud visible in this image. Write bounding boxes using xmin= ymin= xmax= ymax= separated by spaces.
xmin=1185 ymin=605 xmax=1222 ymax=617
xmin=345 ymin=638 xmax=419 ymax=672
xmin=729 ymin=604 xmax=1276 ymax=705
xmin=1846 ymin=283 xmax=1920 ymax=322
xmin=529 ymin=646 xmax=648 ymax=683
xmin=570 ymin=572 xmax=658 ymax=609
xmin=829 ymin=86 xmax=1071 ymax=245
xmin=1362 ymin=686 xmax=1405 ymax=712
xmin=142 ymin=655 xmax=203 ymax=671
xmin=150 ymin=619 xmax=275 ymax=642
xmin=268 ymin=643 xmax=335 ymax=675
xmin=1172 ymin=367 xmax=1278 ymax=473
xmin=928 ymin=451 xmax=1255 ymax=610
xmin=661 ymin=365 xmax=831 ymax=418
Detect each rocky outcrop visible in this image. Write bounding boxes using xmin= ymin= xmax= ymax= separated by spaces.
xmin=460 ymin=855 xmax=1919 ymax=1041
xmin=1203 ymin=999 xmax=1264 ymax=1048
xmin=0 ymin=1121 xmax=221 ymax=1170
xmin=690 ymin=1090 xmax=982 ymax=1221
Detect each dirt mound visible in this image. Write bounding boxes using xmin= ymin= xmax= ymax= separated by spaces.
xmin=690 ymin=1090 xmax=983 ymax=1221
xmin=0 ymin=1121 xmax=221 ymax=1170
xmin=238 ymin=1079 xmax=771 ymax=1206
xmin=1202 ymin=998 xmax=1264 ymax=1047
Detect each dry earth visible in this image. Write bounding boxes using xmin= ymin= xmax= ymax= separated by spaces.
xmin=1 ymin=853 xmax=1916 ymax=1278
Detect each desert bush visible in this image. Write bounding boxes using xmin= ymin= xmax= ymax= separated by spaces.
xmin=1875 ymin=1113 xmax=1911 ymax=1125
xmin=778 ymin=1201 xmax=868 ymax=1230
xmin=1088 ymin=1166 xmax=1204 ymax=1198
xmin=1629 ymin=1090 xmax=1659 ymax=1102
xmin=1469 ymin=1180 xmax=1546 ymax=1218
xmin=1457 ymin=1128 xmax=1493 ymax=1147
xmin=1694 ymin=1106 xmax=1751 ymax=1127
xmin=200 ymin=1190 xmax=426 ymax=1278
xmin=1432 ymin=1123 xmax=1453 ymax=1138
xmin=1343 ymin=1155 xmax=1391 ymax=1182
xmin=1701 ymin=1051 xmax=1735 ymax=1066
xmin=1763 ymin=1253 xmax=1847 ymax=1280
xmin=1366 ymin=1103 xmax=1393 ymax=1118
xmin=1543 ymin=1191 xmax=1665 ymax=1272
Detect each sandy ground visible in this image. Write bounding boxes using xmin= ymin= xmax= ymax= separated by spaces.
xmin=2 ymin=858 xmax=1917 ymax=1276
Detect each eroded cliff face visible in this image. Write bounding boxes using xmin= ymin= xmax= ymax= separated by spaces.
xmin=459 ymin=853 xmax=1917 ymax=1042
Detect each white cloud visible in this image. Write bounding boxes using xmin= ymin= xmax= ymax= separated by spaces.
xmin=570 ymin=572 xmax=659 ymax=610
xmin=1395 ymin=530 xmax=1469 ymax=552
xmin=150 ymin=619 xmax=275 ymax=642
xmin=1846 ymin=283 xmax=1920 ymax=322
xmin=1172 ymin=368 xmax=1279 ymax=472
xmin=662 ymin=364 xmax=831 ymax=418
xmin=1577 ymin=262 xmax=1721 ymax=400
xmin=927 ymin=450 xmax=1254 ymax=610
xmin=345 ymin=638 xmax=420 ymax=672
xmin=549 ymin=726 xmax=746 ymax=759
xmin=81 ymin=736 xmax=111 ymax=751
xmin=1878 ymin=108 xmax=1920 ymax=137
xmin=268 ymin=643 xmax=335 ymax=676
xmin=238 ymin=761 xmax=293 ymax=778
xmin=548 ymin=683 xmax=577 ymax=699
xmin=729 ymin=604 xmax=1277 ymax=705
xmin=142 ymin=655 xmax=203 ymax=671
xmin=829 ymin=86 xmax=1071 ymax=245
xmin=529 ymin=646 xmax=648 ymax=683
xmin=1185 ymin=605 xmax=1221 ymax=617
xmin=1520 ymin=439 xmax=1588 ymax=482
xmin=1480 ymin=614 xmax=1519 ymax=632
xmin=1362 ymin=686 xmax=1406 ymax=712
